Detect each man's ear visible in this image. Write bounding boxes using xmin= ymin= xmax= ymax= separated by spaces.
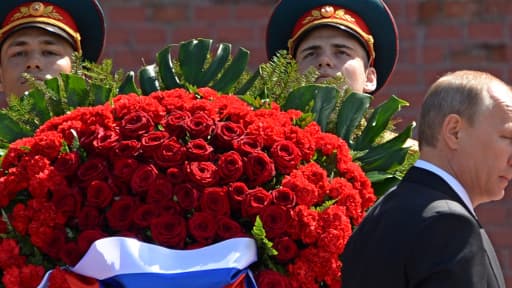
xmin=363 ymin=67 xmax=377 ymax=93
xmin=441 ymin=114 xmax=463 ymax=149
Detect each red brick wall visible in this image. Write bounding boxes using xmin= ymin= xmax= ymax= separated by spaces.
xmin=101 ymin=0 xmax=512 ymax=284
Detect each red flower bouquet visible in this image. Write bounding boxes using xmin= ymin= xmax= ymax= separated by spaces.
xmin=0 ymin=87 xmax=375 ymax=287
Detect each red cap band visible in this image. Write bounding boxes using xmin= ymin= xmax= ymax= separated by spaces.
xmin=288 ymin=5 xmax=375 ymax=64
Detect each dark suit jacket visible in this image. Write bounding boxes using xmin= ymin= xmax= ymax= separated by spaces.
xmin=341 ymin=167 xmax=505 ymax=288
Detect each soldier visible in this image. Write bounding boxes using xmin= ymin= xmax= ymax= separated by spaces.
xmin=0 ymin=0 xmax=105 ymax=106
xmin=266 ymin=0 xmax=398 ymax=94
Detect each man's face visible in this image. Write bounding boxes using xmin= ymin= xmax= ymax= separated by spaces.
xmin=452 ymin=82 xmax=512 ymax=205
xmin=0 ymin=27 xmax=74 ymax=102
xmin=295 ymin=26 xmax=377 ymax=94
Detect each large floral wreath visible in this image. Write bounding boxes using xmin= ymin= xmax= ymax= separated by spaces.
xmin=0 ymin=87 xmax=375 ymax=287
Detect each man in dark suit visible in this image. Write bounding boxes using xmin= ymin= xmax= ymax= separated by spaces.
xmin=0 ymin=0 xmax=106 ymax=106
xmin=341 ymin=70 xmax=510 ymax=287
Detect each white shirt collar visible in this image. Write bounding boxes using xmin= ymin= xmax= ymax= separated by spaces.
xmin=414 ymin=159 xmax=476 ymax=217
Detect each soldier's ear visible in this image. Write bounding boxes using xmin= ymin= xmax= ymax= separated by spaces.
xmin=363 ymin=67 xmax=377 ymax=93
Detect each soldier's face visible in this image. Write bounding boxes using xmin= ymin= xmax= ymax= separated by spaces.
xmin=295 ymin=26 xmax=377 ymax=94
xmin=0 ymin=27 xmax=74 ymax=100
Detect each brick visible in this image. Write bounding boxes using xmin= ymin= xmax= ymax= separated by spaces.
xmin=133 ymin=26 xmax=169 ymax=46
xmin=422 ymin=45 xmax=448 ymax=64
xmin=468 ymin=23 xmax=505 ymax=42
xmin=152 ymin=5 xmax=189 ymax=23
xmin=425 ymin=24 xmax=465 ymax=41
xmin=442 ymin=0 xmax=479 ymax=20
xmin=215 ymin=25 xmax=256 ymax=44
xmin=170 ymin=25 xmax=217 ymax=43
xmin=476 ymin=203 xmax=508 ymax=226
xmin=234 ymin=4 xmax=274 ymax=22
xmin=105 ymin=6 xmax=147 ymax=23
xmin=105 ymin=27 xmax=132 ymax=47
xmin=193 ymin=5 xmax=233 ymax=22
xmin=487 ymin=227 xmax=512 ymax=247
xmin=418 ymin=1 xmax=442 ymax=23
xmin=385 ymin=67 xmax=419 ymax=86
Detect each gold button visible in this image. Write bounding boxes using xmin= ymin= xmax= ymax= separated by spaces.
xmin=29 ymin=2 xmax=45 ymax=16
xmin=320 ymin=5 xmax=335 ymax=18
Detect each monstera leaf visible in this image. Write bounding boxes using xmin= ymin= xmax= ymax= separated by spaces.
xmin=118 ymin=38 xmax=259 ymax=95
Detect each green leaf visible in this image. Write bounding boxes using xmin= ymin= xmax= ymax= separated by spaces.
xmin=365 ymin=171 xmax=401 ymax=196
xmin=360 ymin=146 xmax=410 ymax=172
xmin=196 ymin=43 xmax=231 ymax=87
xmin=356 ymin=123 xmax=415 ymax=164
xmin=282 ymin=84 xmax=339 ymax=131
xmin=62 ymin=74 xmax=89 ymax=108
xmin=138 ymin=64 xmax=160 ymax=95
xmin=26 ymin=89 xmax=51 ymax=124
xmin=353 ymin=95 xmax=409 ymax=151
xmin=44 ymin=78 xmax=65 ymax=116
xmin=178 ymin=38 xmax=212 ymax=85
xmin=235 ymin=69 xmax=260 ymax=95
xmin=211 ymin=47 xmax=249 ymax=93
xmin=156 ymin=46 xmax=182 ymax=90
xmin=0 ymin=112 xmax=32 ymax=142
xmin=90 ymin=83 xmax=112 ymax=105
xmin=251 ymin=216 xmax=277 ymax=256
xmin=118 ymin=71 xmax=140 ymax=95
xmin=335 ymin=92 xmax=372 ymax=143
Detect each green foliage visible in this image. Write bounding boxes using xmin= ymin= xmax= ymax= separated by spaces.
xmin=122 ymin=38 xmax=258 ymax=96
xmin=251 ymin=216 xmax=280 ymax=272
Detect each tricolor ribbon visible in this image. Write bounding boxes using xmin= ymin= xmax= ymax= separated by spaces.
xmin=38 ymin=237 xmax=258 ymax=288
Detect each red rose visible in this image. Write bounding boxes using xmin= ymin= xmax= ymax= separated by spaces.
xmin=174 ymin=183 xmax=200 ymax=210
xmin=233 ymin=135 xmax=263 ymax=156
xmin=106 ymin=196 xmax=137 ymax=231
xmin=113 ymin=158 xmax=140 ymax=182
xmin=113 ymin=140 xmax=141 ymax=158
xmin=270 ymin=140 xmax=301 ymax=174
xmin=31 ymin=131 xmax=63 ymax=161
xmin=130 ymin=164 xmax=159 ymax=195
xmin=217 ymin=151 xmax=244 ymax=183
xmin=227 ymin=182 xmax=248 ymax=208
xmin=271 ymin=188 xmax=296 ymax=208
xmin=216 ymin=216 xmax=245 ymax=240
xmin=186 ymin=161 xmax=219 ymax=186
xmin=200 ymin=187 xmax=230 ymax=216
xmin=260 ymin=205 xmax=291 ymax=239
xmin=134 ymin=204 xmax=161 ymax=228
xmin=244 ymin=151 xmax=275 ymax=186
xmin=92 ymin=129 xmax=120 ymax=155
xmin=153 ymin=138 xmax=186 ymax=168
xmin=186 ymin=138 xmax=213 ymax=161
xmin=77 ymin=158 xmax=109 ymax=183
xmin=78 ymin=206 xmax=103 ymax=230
xmin=241 ymin=187 xmax=272 ymax=218
xmin=141 ymin=131 xmax=169 ymax=156
xmin=166 ymin=165 xmax=188 ymax=184
xmin=273 ymin=237 xmax=298 ymax=263
xmin=120 ymin=111 xmax=154 ymax=139
xmin=256 ymin=270 xmax=291 ymax=288
xmin=86 ymin=180 xmax=114 ymax=208
xmin=60 ymin=242 xmax=82 ymax=266
xmin=150 ymin=214 xmax=187 ymax=248
xmin=157 ymin=200 xmax=183 ymax=217
xmin=77 ymin=230 xmax=106 ymax=255
xmin=188 ymin=212 xmax=217 ymax=243
xmin=146 ymin=176 xmax=174 ymax=204
xmin=2 ymin=264 xmax=45 ymax=288
xmin=0 ymin=239 xmax=25 ymax=269
xmin=185 ymin=112 xmax=214 ymax=140
xmin=163 ymin=110 xmax=191 ymax=139
xmin=213 ymin=121 xmax=245 ymax=149
xmin=54 ymin=152 xmax=80 ymax=176
xmin=52 ymin=189 xmax=82 ymax=220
